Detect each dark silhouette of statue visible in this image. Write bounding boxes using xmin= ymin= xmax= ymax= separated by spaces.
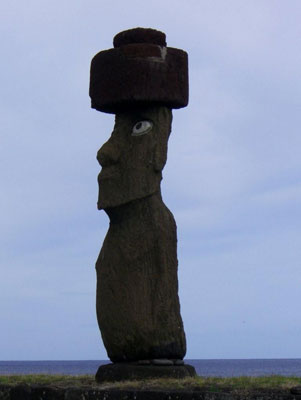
xmin=89 ymin=28 xmax=196 ymax=381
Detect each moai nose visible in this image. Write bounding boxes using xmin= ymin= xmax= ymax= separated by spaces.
xmin=97 ymin=139 xmax=121 ymax=167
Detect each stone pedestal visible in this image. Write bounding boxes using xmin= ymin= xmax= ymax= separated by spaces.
xmin=95 ymin=363 xmax=196 ymax=383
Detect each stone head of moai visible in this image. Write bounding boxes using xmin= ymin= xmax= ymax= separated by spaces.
xmin=90 ymin=28 xmax=195 ymax=382
xmin=90 ymin=28 xmax=188 ymax=209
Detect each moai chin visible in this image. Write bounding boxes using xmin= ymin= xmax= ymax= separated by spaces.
xmin=90 ymin=28 xmax=196 ymax=382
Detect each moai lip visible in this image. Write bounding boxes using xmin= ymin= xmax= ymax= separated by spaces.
xmin=89 ymin=27 xmax=189 ymax=114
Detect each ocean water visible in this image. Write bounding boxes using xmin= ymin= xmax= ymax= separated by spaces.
xmin=1 ymin=359 xmax=301 ymax=377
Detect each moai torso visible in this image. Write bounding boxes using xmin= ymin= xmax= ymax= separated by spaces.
xmin=90 ymin=28 xmax=189 ymax=365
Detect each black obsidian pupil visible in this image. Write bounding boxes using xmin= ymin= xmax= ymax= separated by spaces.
xmin=136 ymin=122 xmax=142 ymax=130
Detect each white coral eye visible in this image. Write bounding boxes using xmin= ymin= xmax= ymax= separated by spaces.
xmin=132 ymin=120 xmax=153 ymax=136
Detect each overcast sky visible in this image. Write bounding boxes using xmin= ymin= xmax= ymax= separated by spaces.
xmin=1 ymin=1 xmax=300 ymax=361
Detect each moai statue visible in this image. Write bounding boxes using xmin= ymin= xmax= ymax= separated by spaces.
xmin=89 ymin=28 xmax=196 ymax=382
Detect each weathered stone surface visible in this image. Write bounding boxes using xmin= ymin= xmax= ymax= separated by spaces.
xmin=113 ymin=27 xmax=166 ymax=48
xmin=95 ymin=363 xmax=196 ymax=383
xmin=291 ymin=386 xmax=301 ymax=395
xmin=174 ymin=359 xmax=185 ymax=365
xmin=138 ymin=360 xmax=151 ymax=365
xmin=95 ymin=106 xmax=186 ymax=362
xmin=151 ymin=359 xmax=174 ymax=366
xmin=89 ymin=28 xmax=188 ymax=113
xmin=9 ymin=385 xmax=64 ymax=400
xmin=0 ymin=384 xmax=297 ymax=400
xmin=96 ymin=106 xmax=171 ymax=210
xmin=91 ymin=28 xmax=190 ymax=376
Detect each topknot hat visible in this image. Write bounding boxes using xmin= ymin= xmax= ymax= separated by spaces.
xmin=89 ymin=27 xmax=188 ymax=114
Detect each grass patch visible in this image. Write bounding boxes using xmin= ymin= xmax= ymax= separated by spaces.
xmin=0 ymin=375 xmax=300 ymax=392
xmin=0 ymin=375 xmax=95 ymax=387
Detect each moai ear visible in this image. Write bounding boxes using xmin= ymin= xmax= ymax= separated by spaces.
xmin=153 ymin=107 xmax=172 ymax=172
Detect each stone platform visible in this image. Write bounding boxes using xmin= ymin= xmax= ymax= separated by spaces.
xmin=95 ymin=362 xmax=196 ymax=383
xmin=0 ymin=384 xmax=298 ymax=400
